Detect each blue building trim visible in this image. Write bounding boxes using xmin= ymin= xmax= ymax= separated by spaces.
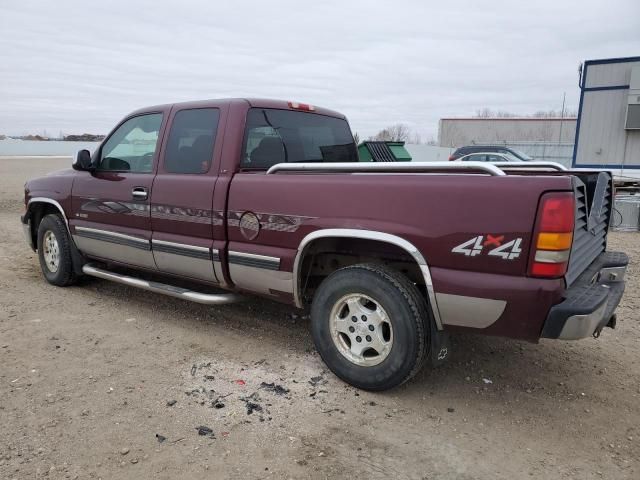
xmin=577 ymin=164 xmax=640 ymax=170
xmin=571 ymin=62 xmax=588 ymax=167
xmin=584 ymin=84 xmax=630 ymax=92
xmin=584 ymin=56 xmax=640 ymax=66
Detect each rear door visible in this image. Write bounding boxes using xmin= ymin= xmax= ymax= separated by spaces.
xmin=226 ymin=107 xmax=358 ymax=297
xmin=70 ymin=112 xmax=165 ymax=269
xmin=150 ymin=106 xmax=225 ymax=283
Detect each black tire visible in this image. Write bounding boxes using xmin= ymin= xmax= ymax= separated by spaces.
xmin=37 ymin=214 xmax=77 ymax=287
xmin=311 ymin=263 xmax=429 ymax=391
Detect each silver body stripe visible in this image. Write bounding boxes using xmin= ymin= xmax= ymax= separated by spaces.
xmin=435 ymin=293 xmax=506 ymax=329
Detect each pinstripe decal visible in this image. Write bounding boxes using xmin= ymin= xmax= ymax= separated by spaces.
xmin=151 ymin=240 xmax=212 ymax=260
xmin=74 ymin=227 xmax=150 ymax=251
xmin=226 ymin=211 xmax=314 ymax=233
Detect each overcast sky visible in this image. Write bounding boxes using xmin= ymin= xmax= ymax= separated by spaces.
xmin=1 ymin=1 xmax=639 ymax=139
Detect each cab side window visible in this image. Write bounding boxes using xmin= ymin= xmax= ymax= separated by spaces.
xmin=241 ymin=108 xmax=358 ymax=170
xmin=163 ymin=108 xmax=220 ymax=174
xmin=99 ymin=113 xmax=163 ymax=172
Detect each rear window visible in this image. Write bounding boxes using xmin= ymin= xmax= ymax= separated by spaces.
xmin=241 ymin=108 xmax=357 ymax=169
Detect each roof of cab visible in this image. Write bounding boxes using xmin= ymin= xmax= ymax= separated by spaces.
xmin=128 ymin=98 xmax=346 ymax=119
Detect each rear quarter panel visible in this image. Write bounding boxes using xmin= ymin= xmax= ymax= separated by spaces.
xmin=226 ymin=171 xmax=574 ymax=341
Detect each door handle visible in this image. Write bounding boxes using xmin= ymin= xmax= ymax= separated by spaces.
xmin=132 ymin=187 xmax=148 ymax=200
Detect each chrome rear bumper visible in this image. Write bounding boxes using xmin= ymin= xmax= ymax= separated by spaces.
xmin=541 ymin=251 xmax=627 ymax=340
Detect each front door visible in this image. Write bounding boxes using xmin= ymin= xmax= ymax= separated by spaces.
xmin=70 ymin=112 xmax=165 ymax=269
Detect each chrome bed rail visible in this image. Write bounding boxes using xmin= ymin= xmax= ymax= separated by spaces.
xmin=491 ymin=161 xmax=568 ymax=171
xmin=266 ymin=161 xmax=507 ymax=176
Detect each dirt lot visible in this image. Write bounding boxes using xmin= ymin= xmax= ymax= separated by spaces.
xmin=1 ymin=157 xmax=639 ymax=479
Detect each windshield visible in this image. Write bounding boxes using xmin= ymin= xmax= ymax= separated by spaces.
xmin=509 ymin=148 xmax=533 ymax=161
xmin=502 ymin=152 xmax=524 ymax=162
xmin=241 ymin=108 xmax=358 ymax=169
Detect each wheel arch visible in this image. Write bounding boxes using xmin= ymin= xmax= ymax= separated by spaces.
xmin=25 ymin=197 xmax=73 ymax=250
xmin=293 ymin=228 xmax=443 ymax=329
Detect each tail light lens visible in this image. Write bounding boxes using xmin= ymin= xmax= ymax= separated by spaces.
xmin=448 ymin=155 xmax=455 ymax=161
xmin=529 ymin=192 xmax=574 ymax=278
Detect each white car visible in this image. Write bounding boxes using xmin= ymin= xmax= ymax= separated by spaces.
xmin=457 ymin=152 xmax=524 ymax=163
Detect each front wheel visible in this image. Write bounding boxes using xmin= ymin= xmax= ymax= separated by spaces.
xmin=37 ymin=214 xmax=77 ymax=287
xmin=311 ymin=263 xmax=429 ymax=391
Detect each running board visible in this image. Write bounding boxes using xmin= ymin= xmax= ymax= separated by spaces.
xmin=82 ymin=264 xmax=242 ymax=305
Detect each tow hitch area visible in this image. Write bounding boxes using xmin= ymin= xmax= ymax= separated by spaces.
xmin=594 ymin=313 xmax=618 ymax=338
xmin=542 ymin=251 xmax=627 ymax=340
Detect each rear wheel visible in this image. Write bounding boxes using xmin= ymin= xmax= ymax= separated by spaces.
xmin=311 ymin=263 xmax=429 ymax=391
xmin=37 ymin=214 xmax=77 ymax=286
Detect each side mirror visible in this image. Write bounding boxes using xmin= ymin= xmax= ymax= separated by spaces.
xmin=72 ymin=149 xmax=93 ymax=171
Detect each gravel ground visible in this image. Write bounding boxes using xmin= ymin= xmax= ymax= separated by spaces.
xmin=1 ymin=157 xmax=639 ymax=479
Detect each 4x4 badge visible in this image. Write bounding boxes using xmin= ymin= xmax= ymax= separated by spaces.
xmin=452 ymin=235 xmax=522 ymax=260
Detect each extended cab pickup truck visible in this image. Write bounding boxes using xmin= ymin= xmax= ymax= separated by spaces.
xmin=21 ymin=98 xmax=627 ymax=391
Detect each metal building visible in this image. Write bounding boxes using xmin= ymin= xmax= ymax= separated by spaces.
xmin=438 ymin=117 xmax=577 ymax=148
xmin=573 ymin=56 xmax=640 ymax=180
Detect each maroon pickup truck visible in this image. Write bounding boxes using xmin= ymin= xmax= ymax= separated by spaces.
xmin=21 ymin=98 xmax=627 ymax=390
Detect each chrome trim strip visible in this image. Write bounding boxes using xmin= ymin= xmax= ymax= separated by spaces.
xmin=82 ymin=264 xmax=241 ymax=305
xmin=293 ymin=229 xmax=443 ymax=330
xmin=266 ymin=161 xmax=506 ymax=177
xmin=28 ymin=197 xmax=70 ymax=229
xmin=27 ymin=198 xmax=76 ymax=247
xmin=152 ymin=239 xmax=211 ymax=260
xmin=152 ymin=239 xmax=210 ymax=253
xmin=229 ymin=251 xmax=280 ymax=262
xmin=558 ymin=300 xmax=607 ymax=340
xmin=435 ymin=293 xmax=506 ymax=328
xmin=228 ymin=251 xmax=280 ymax=271
xmin=534 ymin=250 xmax=571 ymax=263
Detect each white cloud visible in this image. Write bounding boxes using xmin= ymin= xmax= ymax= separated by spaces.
xmin=0 ymin=0 xmax=638 ymax=138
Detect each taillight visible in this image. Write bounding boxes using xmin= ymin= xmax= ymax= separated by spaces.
xmin=448 ymin=155 xmax=455 ymax=161
xmin=529 ymin=192 xmax=574 ymax=278
xmin=288 ymin=101 xmax=315 ymax=111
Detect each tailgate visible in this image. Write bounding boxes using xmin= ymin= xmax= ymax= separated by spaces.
xmin=565 ymin=171 xmax=613 ymax=286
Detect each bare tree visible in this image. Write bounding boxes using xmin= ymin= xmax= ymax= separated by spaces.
xmin=475 ymin=108 xmax=519 ymax=118
xmin=353 ymin=132 xmax=360 ymax=145
xmin=369 ymin=124 xmax=412 ymax=142
xmin=475 ymin=108 xmax=578 ymax=119
xmin=532 ymin=109 xmax=578 ymax=118
xmin=408 ymin=131 xmax=422 ymax=144
xmin=425 ymin=136 xmax=437 ymax=146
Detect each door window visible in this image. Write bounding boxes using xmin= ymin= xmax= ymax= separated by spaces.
xmin=163 ymin=108 xmax=220 ymax=174
xmin=99 ymin=113 xmax=163 ymax=172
